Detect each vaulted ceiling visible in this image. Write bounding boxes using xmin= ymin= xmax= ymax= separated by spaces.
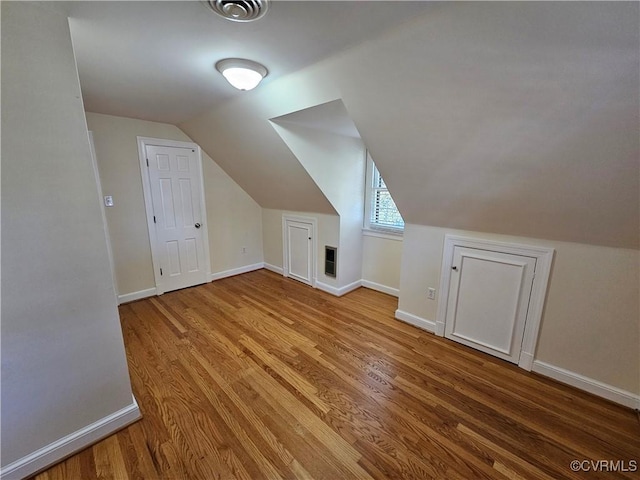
xmin=62 ymin=0 xmax=433 ymax=124
xmin=65 ymin=1 xmax=639 ymax=249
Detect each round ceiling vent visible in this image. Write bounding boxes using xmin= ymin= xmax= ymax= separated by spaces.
xmin=205 ymin=0 xmax=269 ymax=22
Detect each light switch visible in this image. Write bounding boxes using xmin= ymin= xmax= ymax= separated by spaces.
xmin=104 ymin=195 xmax=114 ymax=207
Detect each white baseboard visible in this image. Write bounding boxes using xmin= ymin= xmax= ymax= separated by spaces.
xmin=315 ymin=281 xmax=337 ymax=296
xmin=361 ymin=280 xmax=399 ymax=297
xmin=394 ymin=309 xmax=436 ymax=333
xmin=117 ymin=288 xmax=156 ymax=305
xmin=117 ymin=264 xmax=266 ymax=304
xmin=263 ymin=263 xmax=284 ymax=275
xmin=316 ymin=280 xmax=362 ymax=297
xmin=210 ymin=262 xmax=264 ymax=281
xmin=1 ymin=397 xmax=141 ymax=479
xmin=532 ymin=360 xmax=640 ymax=409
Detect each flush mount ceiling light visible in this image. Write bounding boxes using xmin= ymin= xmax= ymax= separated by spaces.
xmin=215 ymin=58 xmax=268 ymax=91
xmin=205 ymin=0 xmax=269 ymax=22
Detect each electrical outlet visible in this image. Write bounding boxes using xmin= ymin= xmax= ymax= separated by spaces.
xmin=241 ymin=246 xmax=247 ymax=254
xmin=428 ymin=287 xmax=436 ymax=300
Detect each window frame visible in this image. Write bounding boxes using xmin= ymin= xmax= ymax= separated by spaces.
xmin=363 ymin=153 xmax=404 ymax=235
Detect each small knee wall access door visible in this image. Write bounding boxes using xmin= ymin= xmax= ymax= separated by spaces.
xmin=283 ymin=216 xmax=316 ymax=286
xmin=445 ymin=247 xmax=536 ymax=364
xmin=436 ymin=236 xmax=554 ymax=370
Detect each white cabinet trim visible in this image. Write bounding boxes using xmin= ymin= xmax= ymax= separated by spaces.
xmin=282 ymin=215 xmax=317 ymax=287
xmin=435 ymin=235 xmax=554 ymax=371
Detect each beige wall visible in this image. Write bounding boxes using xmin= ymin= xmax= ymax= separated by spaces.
xmin=1 ymin=2 xmax=135 ymax=470
xmin=398 ymin=224 xmax=639 ymax=395
xmin=86 ymin=113 xmax=263 ymax=297
xmin=361 ymin=234 xmax=403 ymax=294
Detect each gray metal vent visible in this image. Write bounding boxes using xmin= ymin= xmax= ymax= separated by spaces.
xmin=205 ymin=0 xmax=269 ymax=22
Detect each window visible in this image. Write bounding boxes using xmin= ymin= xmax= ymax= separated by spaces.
xmin=364 ymin=153 xmax=404 ymax=233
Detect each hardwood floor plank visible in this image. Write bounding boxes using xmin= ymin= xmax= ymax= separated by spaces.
xmin=92 ymin=434 xmax=129 ymax=480
xmin=187 ymin=348 xmax=311 ymax=478
xmin=119 ymin=424 xmax=161 ymax=480
xmin=32 ymin=269 xmax=639 ymax=480
xmin=456 ymin=423 xmax=556 ymax=480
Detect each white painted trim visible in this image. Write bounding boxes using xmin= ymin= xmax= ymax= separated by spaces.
xmin=210 ymin=263 xmax=264 ymax=281
xmin=117 ymin=287 xmax=156 ymax=305
xmin=362 ymin=229 xmax=403 ymax=242
xmin=263 ymin=263 xmax=284 ymax=275
xmin=316 ymin=281 xmax=339 ymax=296
xmin=435 ymin=235 xmax=554 ymax=372
xmin=137 ymin=137 xmax=212 ymax=295
xmin=532 ymin=361 xmax=640 ymax=410
xmin=339 ymin=280 xmax=362 ymax=296
xmin=1 ymin=398 xmax=141 ymax=480
xmin=395 ymin=310 xmax=436 ymax=333
xmin=363 ymin=151 xmax=405 ymax=234
xmin=316 ymin=279 xmax=362 ymax=297
xmin=361 ymin=280 xmax=399 ymax=297
xmin=518 ymin=351 xmax=534 ymax=371
xmin=282 ymin=215 xmax=317 ymax=287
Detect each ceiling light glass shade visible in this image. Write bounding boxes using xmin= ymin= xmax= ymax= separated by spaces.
xmin=215 ymin=58 xmax=268 ymax=91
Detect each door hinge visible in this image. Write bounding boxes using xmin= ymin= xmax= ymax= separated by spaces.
xmin=160 ymin=268 xmax=163 ymax=276
xmin=146 ymin=158 xmax=149 ymax=167
xmin=153 ymin=215 xmax=156 ymax=223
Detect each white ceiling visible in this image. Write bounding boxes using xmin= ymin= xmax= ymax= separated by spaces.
xmin=271 ymin=99 xmax=360 ymax=138
xmin=46 ymin=1 xmax=639 ymax=249
xmin=179 ymin=1 xmax=639 ymax=249
xmin=62 ymin=0 xmax=434 ymax=125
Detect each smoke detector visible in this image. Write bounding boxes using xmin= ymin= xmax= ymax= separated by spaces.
xmin=205 ymin=0 xmax=270 ymax=22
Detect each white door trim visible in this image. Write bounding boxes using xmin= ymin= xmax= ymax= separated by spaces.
xmin=435 ymin=235 xmax=554 ymax=371
xmin=137 ymin=136 xmax=212 ymax=295
xmin=282 ymin=214 xmax=317 ymax=287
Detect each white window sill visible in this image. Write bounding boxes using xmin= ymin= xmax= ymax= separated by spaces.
xmin=362 ymin=228 xmax=404 ymax=241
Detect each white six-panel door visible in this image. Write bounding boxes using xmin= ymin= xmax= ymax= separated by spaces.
xmin=145 ymin=144 xmax=208 ymax=293
xmin=444 ymin=246 xmax=536 ymax=364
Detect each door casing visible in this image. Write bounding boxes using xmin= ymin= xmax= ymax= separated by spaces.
xmin=436 ymin=235 xmax=554 ymax=371
xmin=137 ymin=136 xmax=212 ymax=295
xmin=282 ymin=215 xmax=317 ymax=287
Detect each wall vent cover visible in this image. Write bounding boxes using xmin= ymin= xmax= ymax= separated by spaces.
xmin=205 ymin=0 xmax=269 ymax=22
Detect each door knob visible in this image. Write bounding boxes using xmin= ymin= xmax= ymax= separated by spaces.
xmin=452 ymin=266 xmax=458 ymax=271
xmin=195 ymin=223 xmax=201 ymax=229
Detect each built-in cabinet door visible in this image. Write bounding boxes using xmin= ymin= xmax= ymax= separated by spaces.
xmin=146 ymin=144 xmax=208 ymax=293
xmin=444 ymin=246 xmax=536 ymax=364
xmin=285 ymin=220 xmax=313 ymax=286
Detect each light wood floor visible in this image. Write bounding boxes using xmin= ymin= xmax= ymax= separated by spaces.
xmin=34 ymin=269 xmax=638 ymax=479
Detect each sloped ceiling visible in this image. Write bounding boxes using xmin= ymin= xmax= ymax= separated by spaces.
xmin=272 ymin=100 xmax=361 ymax=139
xmin=64 ymin=0 xmax=433 ymax=124
xmin=179 ymin=72 xmax=342 ymax=214
xmin=181 ymin=2 xmax=639 ymax=249
xmin=271 ymin=100 xmax=365 ymax=217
